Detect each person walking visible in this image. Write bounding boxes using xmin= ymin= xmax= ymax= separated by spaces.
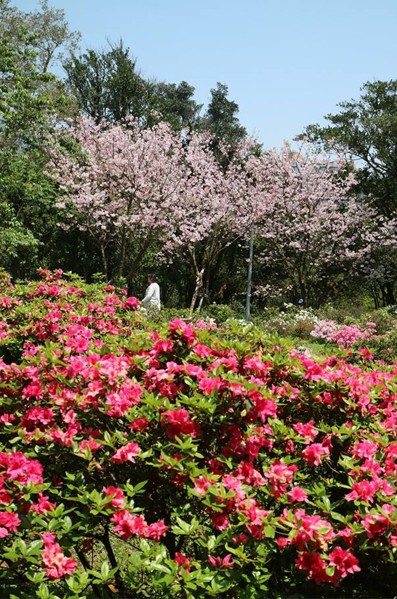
xmin=141 ymin=274 xmax=161 ymax=317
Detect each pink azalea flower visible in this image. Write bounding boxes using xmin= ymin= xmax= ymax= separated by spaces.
xmin=209 ymin=553 xmax=234 ymax=569
xmin=198 ymin=376 xmax=223 ymax=395
xmin=352 ymin=439 xmax=379 ymax=459
xmin=345 ymin=479 xmax=381 ymax=503
xmin=30 ymin=493 xmax=56 ymax=514
xmin=293 ymin=420 xmax=318 ymax=442
xmin=161 ymin=409 xmax=201 ymax=438
xmin=210 ymin=512 xmax=230 ymax=530
xmin=41 ymin=532 xmax=77 ymax=579
xmin=129 ymin=417 xmax=149 ymax=431
xmin=111 ymin=442 xmax=141 ymax=463
xmin=169 ymin=319 xmax=196 ymax=346
xmin=295 ymin=551 xmax=334 ymax=585
xmin=152 ymin=339 xmax=174 ymax=353
xmin=193 ymin=476 xmax=213 ymax=496
xmin=302 ymin=442 xmax=330 ymax=466
xmin=79 ymin=439 xmax=102 ymax=453
xmin=174 ymin=552 xmax=192 ymax=572
xmin=193 ymin=343 xmax=213 ymax=358
xmin=0 ymin=511 xmax=21 ymax=537
xmin=264 ymin=461 xmax=297 ymax=499
xmin=103 ymin=486 xmax=126 ymax=508
xmin=289 ymin=486 xmax=309 ymax=502
xmin=123 ymin=296 xmax=139 ymax=309
xmin=146 ymin=519 xmax=169 ymax=540
xmin=0 ymin=451 xmax=43 ymax=486
xmin=111 ymin=510 xmax=148 ymax=539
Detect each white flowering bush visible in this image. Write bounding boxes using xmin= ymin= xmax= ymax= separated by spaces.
xmin=260 ymin=304 xmax=319 ymax=337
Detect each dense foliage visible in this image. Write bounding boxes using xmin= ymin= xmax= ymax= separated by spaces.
xmin=0 ymin=270 xmax=397 ymax=598
xmin=2 ymin=0 xmax=397 ymax=309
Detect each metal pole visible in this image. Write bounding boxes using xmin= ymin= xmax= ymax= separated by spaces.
xmin=245 ymin=227 xmax=254 ymax=321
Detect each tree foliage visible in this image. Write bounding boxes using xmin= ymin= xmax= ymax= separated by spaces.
xmin=245 ymin=143 xmax=397 ymax=306
xmin=63 ymin=41 xmax=153 ymax=125
xmin=3 ymin=1 xmax=397 ymax=310
xmin=301 ymin=80 xmax=397 ymax=217
xmin=151 ymin=80 xmax=202 ymax=131
xmin=301 ymin=80 xmax=397 ymax=304
xmin=199 ymin=82 xmax=248 ymax=165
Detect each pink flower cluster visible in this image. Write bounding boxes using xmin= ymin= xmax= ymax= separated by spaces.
xmin=311 ymin=320 xmax=376 ymax=348
xmin=0 ymin=271 xmax=396 ymax=595
xmin=110 ymin=510 xmax=168 ymax=541
xmin=42 ymin=533 xmax=77 ymax=579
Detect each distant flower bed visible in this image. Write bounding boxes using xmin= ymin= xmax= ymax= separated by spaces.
xmin=0 ymin=271 xmax=396 ymax=598
xmin=311 ymin=319 xmax=377 ymax=348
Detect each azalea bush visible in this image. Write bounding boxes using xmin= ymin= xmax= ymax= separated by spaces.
xmin=1 ymin=270 xmax=397 ymax=598
xmin=310 ymin=319 xmax=377 ymax=349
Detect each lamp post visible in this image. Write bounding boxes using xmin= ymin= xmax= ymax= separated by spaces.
xmin=245 ymin=226 xmax=254 ymax=321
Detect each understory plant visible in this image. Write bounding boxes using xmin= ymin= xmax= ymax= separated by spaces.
xmin=0 ymin=270 xmax=397 ymax=598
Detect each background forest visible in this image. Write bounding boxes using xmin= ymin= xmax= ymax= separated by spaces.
xmin=2 ymin=0 xmax=397 ymax=315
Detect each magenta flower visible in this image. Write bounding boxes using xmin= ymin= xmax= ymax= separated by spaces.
xmin=111 ymin=442 xmax=141 ymax=463
xmin=303 ymin=442 xmax=330 ymax=466
xmin=41 ymin=533 xmax=77 ymax=579
xmin=209 ymin=553 xmax=234 ymax=569
xmin=329 ymin=546 xmax=361 ymax=578
xmin=0 ymin=511 xmax=21 ymax=537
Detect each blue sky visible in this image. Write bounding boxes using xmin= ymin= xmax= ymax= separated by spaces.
xmin=12 ymin=0 xmax=397 ymax=149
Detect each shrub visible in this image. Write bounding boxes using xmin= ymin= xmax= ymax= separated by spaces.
xmin=259 ymin=304 xmax=318 ymax=339
xmin=311 ymin=320 xmax=377 ymax=348
xmin=366 ymin=329 xmax=397 ymax=363
xmin=0 ymin=271 xmax=397 ymax=598
xmin=201 ymin=303 xmax=240 ymax=323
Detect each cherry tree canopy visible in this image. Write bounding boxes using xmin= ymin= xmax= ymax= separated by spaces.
xmin=48 ymin=117 xmax=250 ymax=308
xmin=245 ymin=143 xmax=397 ymax=304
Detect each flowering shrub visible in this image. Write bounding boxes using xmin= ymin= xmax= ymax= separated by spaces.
xmin=260 ymin=304 xmax=319 ymax=338
xmin=311 ymin=319 xmax=377 ymax=348
xmin=0 ymin=271 xmax=397 ymax=597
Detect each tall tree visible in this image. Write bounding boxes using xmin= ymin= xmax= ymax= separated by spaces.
xmin=199 ymin=82 xmax=247 ymax=165
xmin=20 ymin=0 xmax=80 ymax=74
xmin=47 ymin=117 xmax=251 ymax=310
xmin=47 ymin=117 xmax=194 ymax=283
xmin=300 ymin=80 xmax=397 ymax=303
xmin=301 ymin=80 xmax=397 ymax=217
xmin=160 ymin=136 xmax=252 ymax=313
xmin=151 ymin=80 xmax=202 ymax=131
xmin=245 ymin=143 xmax=397 ymax=306
xmin=63 ymin=41 xmax=153 ymax=125
xmin=0 ymin=0 xmax=78 ymax=277
xmin=0 ymin=1 xmax=61 ymax=145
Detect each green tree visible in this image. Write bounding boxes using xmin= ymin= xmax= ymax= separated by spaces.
xmin=0 ymin=0 xmax=81 ymax=278
xmin=301 ymin=80 xmax=397 ymax=305
xmin=151 ymin=80 xmax=202 ymax=131
xmin=0 ymin=198 xmax=39 ymax=277
xmin=19 ymin=0 xmax=80 ymax=73
xmin=63 ymin=41 xmax=153 ymax=124
xmin=199 ymin=82 xmax=247 ymax=165
xmin=301 ymin=80 xmax=397 ymax=217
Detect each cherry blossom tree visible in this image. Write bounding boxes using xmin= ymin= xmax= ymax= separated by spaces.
xmin=48 ymin=117 xmax=252 ymax=311
xmin=245 ymin=142 xmax=397 ymax=305
xmin=48 ymin=117 xmax=193 ymax=282
xmin=160 ymin=138 xmax=253 ymax=314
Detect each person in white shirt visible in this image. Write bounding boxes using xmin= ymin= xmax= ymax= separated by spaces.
xmin=141 ymin=273 xmax=161 ymax=316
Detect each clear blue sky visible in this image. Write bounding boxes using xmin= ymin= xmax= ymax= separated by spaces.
xmin=12 ymin=0 xmax=397 ymax=149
